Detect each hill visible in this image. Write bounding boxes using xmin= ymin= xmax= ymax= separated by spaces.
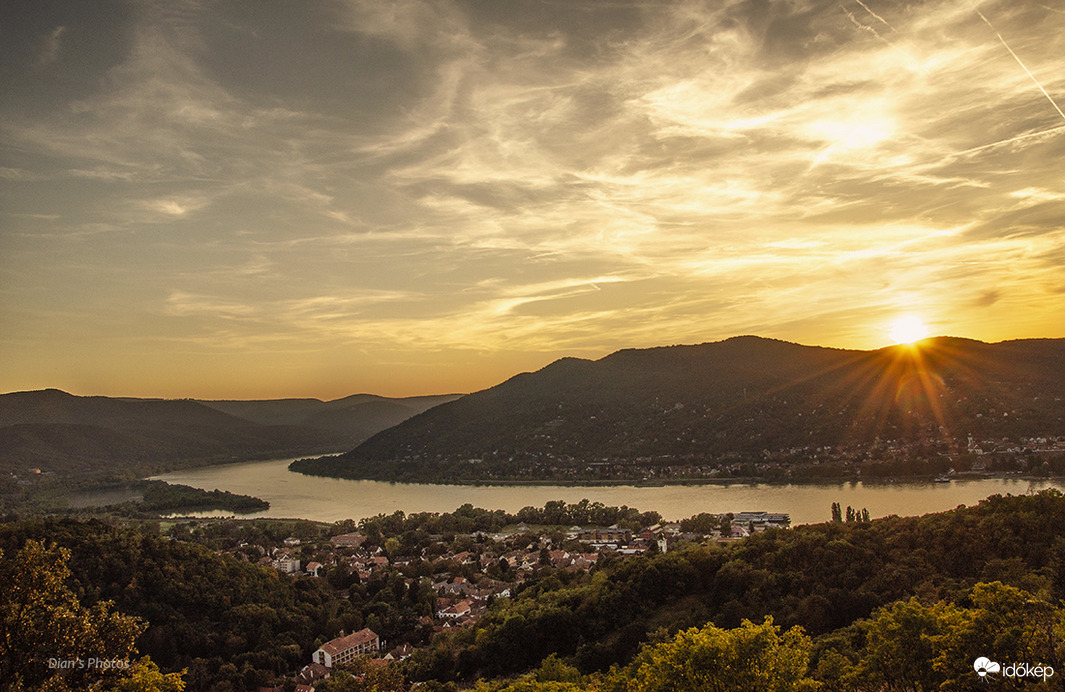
xmin=0 ymin=390 xmax=462 ymax=479
xmin=293 ymin=336 xmax=1065 ymax=483
xmin=0 ymin=389 xmax=339 ymax=478
xmin=5 ymin=491 xmax=1065 ymax=690
xmin=199 ymin=392 xmax=462 ymax=445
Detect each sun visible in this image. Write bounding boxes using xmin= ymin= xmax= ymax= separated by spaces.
xmin=888 ymin=315 xmax=930 ymax=345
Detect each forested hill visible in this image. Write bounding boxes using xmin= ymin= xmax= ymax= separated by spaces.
xmin=296 ymin=336 xmax=1065 ymax=482
xmin=3 ymin=491 xmax=1065 ymax=690
xmin=405 ymin=489 xmax=1065 ymax=684
xmin=0 ymin=389 xmax=342 ymax=478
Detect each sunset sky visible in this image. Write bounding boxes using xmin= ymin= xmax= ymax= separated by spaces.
xmin=2 ymin=0 xmax=1064 ymax=400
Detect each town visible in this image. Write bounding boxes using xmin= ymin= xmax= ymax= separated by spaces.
xmin=162 ymin=504 xmax=791 ymax=690
xmin=392 ymin=433 xmax=1065 ymax=484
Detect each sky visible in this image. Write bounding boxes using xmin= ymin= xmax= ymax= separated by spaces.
xmin=1 ymin=0 xmax=1064 ymax=400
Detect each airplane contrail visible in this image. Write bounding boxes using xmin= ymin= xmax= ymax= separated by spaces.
xmin=844 ymin=0 xmax=930 ymax=74
xmin=971 ymin=3 xmax=1065 ymax=122
xmin=953 ymin=124 xmax=1065 ymax=157
xmin=854 ymin=0 xmax=892 ymax=28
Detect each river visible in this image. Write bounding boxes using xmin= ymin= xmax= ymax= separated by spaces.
xmin=150 ymin=458 xmax=1065 ymax=526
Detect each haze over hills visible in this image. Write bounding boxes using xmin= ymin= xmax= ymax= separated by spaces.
xmin=293 ymin=336 xmax=1065 ymax=483
xmin=200 ymin=393 xmax=462 ymax=443
xmin=0 ymin=389 xmax=460 ymax=478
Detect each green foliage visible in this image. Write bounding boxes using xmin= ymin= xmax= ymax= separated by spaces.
xmin=0 ymin=540 xmax=174 ymax=692
xmin=618 ymin=617 xmax=819 ymax=692
xmin=679 ymin=512 xmax=731 ymax=535
xmin=312 ymin=655 xmax=404 ymax=691
xmin=411 ymin=490 xmax=1065 ymax=683
xmin=466 ymin=619 xmax=820 ymax=692
xmin=137 ymin=481 xmax=269 ymax=513
xmin=6 ymin=491 xmax=1065 ymax=691
xmin=0 ymin=520 xmax=337 ymax=691
xmin=841 ymin=582 xmax=1065 ymax=691
xmin=97 ymin=657 xmax=186 ymax=692
xmin=353 ymin=500 xmax=659 ymax=541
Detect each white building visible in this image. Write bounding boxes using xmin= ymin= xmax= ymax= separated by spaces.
xmin=312 ymin=628 xmax=380 ymax=669
xmin=274 ymin=556 xmax=301 ymax=573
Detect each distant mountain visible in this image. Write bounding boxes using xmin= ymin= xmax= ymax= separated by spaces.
xmin=0 ymin=389 xmax=341 ymax=477
xmin=199 ymin=393 xmax=462 ymax=444
xmin=0 ymin=389 xmax=459 ymax=478
xmin=293 ymin=336 xmax=1065 ymax=483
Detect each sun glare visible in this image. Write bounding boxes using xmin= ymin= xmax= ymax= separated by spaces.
xmin=888 ymin=315 xmax=930 ymax=345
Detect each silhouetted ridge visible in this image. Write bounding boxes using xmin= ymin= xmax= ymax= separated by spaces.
xmin=296 ymin=336 xmax=1065 ymax=483
xmin=0 ymin=389 xmax=461 ymax=478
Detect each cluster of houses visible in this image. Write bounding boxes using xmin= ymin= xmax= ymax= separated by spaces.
xmin=248 ymin=512 xmax=789 ymax=690
xmin=262 ymin=512 xmax=792 ymax=585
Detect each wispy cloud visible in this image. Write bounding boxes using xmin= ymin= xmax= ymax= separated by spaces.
xmin=2 ymin=0 xmax=1063 ymax=396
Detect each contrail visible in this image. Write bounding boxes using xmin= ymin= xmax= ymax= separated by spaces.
xmin=953 ymin=124 xmax=1065 ymax=157
xmin=854 ymin=0 xmax=892 ymax=28
xmin=971 ymin=3 xmax=1065 ymax=122
xmin=844 ymin=0 xmax=930 ymax=74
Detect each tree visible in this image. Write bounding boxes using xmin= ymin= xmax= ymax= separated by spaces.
xmin=0 ymin=540 xmax=148 ymax=692
xmin=620 ymin=617 xmax=819 ymax=692
xmin=855 ymin=596 xmax=962 ymax=692
xmin=315 ymin=656 xmax=405 ymax=691
xmin=831 ymin=503 xmax=842 ymax=523
xmin=720 ymin=514 xmax=734 ymax=535
xmin=852 ymin=584 xmax=1065 ymax=692
xmin=97 ymin=657 xmax=186 ymax=692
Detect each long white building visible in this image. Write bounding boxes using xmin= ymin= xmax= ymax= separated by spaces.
xmin=312 ymin=628 xmax=380 ymax=669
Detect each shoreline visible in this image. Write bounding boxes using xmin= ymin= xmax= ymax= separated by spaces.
xmin=287 ymin=467 xmax=1064 ymax=489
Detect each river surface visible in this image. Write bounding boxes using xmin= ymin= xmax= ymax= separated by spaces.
xmin=151 ymin=458 xmax=1065 ymax=525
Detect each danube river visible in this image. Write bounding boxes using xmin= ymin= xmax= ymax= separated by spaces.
xmin=151 ymin=458 xmax=1065 ymax=526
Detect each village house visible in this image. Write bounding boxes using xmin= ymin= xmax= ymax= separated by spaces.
xmin=273 ymin=556 xmax=300 ymax=573
xmin=330 ymin=532 xmax=367 ymax=548
xmin=437 ymin=599 xmax=472 ymax=619
xmin=578 ymin=526 xmax=631 ymax=546
xmin=734 ymin=511 xmax=790 ymax=528
xmin=312 ymin=628 xmax=381 ymax=669
xmin=296 ymin=662 xmax=331 ymax=686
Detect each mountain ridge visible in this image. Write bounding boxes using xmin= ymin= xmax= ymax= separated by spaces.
xmin=0 ymin=389 xmax=461 ymax=478
xmin=293 ymin=335 xmax=1065 ymax=483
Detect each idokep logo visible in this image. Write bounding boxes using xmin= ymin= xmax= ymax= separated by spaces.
xmin=974 ymin=657 xmax=1055 ymax=682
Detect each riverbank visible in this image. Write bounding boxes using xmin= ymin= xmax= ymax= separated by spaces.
xmin=151 ymin=457 xmax=1065 ymax=526
xmin=286 ymin=460 xmax=1060 ymax=488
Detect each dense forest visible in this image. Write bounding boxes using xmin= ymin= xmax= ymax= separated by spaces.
xmin=294 ymin=337 xmax=1065 ymax=484
xmin=2 ymin=492 xmax=1065 ymax=690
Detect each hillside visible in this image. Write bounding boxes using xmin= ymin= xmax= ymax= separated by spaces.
xmin=4 ymin=492 xmax=1065 ymax=690
xmin=200 ymin=392 xmax=462 ymax=445
xmin=293 ymin=336 xmax=1065 ymax=483
xmin=0 ymin=389 xmax=341 ymax=478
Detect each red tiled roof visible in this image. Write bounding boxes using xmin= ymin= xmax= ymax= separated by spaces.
xmin=320 ymin=628 xmax=379 ymax=655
